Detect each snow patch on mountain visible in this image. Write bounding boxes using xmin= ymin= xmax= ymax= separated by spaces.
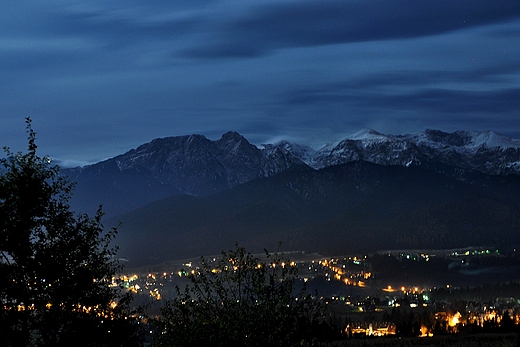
xmin=299 ymin=129 xmax=520 ymax=175
xmin=408 ymin=130 xmax=520 ymax=151
xmin=261 ymin=141 xmax=315 ymax=166
xmin=466 ymin=130 xmax=520 ymax=149
xmin=347 ymin=128 xmax=392 ymax=143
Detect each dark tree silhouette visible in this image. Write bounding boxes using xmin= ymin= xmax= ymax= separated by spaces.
xmin=155 ymin=244 xmax=329 ymax=347
xmin=0 ymin=119 xmax=140 ymax=347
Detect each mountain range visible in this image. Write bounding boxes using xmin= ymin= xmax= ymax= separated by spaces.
xmin=62 ymin=129 xmax=520 ymax=266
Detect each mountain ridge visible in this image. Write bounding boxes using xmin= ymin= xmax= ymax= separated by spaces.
xmin=55 ymin=128 xmax=520 ymax=266
xmin=62 ymin=128 xmax=520 ymax=218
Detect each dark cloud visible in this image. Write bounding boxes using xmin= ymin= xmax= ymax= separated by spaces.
xmin=181 ymin=0 xmax=520 ymax=58
xmin=285 ymin=81 xmax=520 ymax=115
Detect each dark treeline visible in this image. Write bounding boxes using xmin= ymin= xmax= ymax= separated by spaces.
xmin=431 ymin=282 xmax=520 ymax=302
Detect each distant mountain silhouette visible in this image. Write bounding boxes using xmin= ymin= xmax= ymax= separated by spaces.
xmin=108 ymin=162 xmax=520 ymax=267
xmin=58 ymin=129 xmax=520 ymax=265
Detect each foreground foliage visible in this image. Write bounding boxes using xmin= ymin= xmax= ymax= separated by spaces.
xmin=155 ymin=245 xmax=330 ymax=347
xmin=0 ymin=119 xmax=140 ymax=347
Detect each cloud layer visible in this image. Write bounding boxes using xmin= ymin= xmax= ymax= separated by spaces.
xmin=1 ymin=0 xmax=519 ymax=164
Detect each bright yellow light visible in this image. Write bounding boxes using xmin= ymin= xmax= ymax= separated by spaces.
xmin=449 ymin=312 xmax=461 ymax=327
xmin=419 ymin=325 xmax=432 ymax=337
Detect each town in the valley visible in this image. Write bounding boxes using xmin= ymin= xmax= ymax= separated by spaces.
xmin=118 ymin=246 xmax=520 ymax=338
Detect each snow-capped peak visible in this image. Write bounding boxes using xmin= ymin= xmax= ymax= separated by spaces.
xmin=313 ymin=129 xmax=391 ymax=155
xmin=347 ymin=128 xmax=391 ymax=142
xmin=466 ymin=130 xmax=520 ymax=149
xmin=407 ymin=129 xmax=520 ymax=150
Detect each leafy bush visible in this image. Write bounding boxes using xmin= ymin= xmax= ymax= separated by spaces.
xmin=155 ymin=244 xmax=329 ymax=347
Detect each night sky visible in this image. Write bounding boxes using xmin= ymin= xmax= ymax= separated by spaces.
xmin=2 ymin=0 xmax=519 ymax=167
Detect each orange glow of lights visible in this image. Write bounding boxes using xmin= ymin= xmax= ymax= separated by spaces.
xmin=419 ymin=326 xmax=433 ymax=337
xmin=449 ymin=312 xmax=461 ymax=327
xmin=383 ymin=285 xmax=396 ymax=293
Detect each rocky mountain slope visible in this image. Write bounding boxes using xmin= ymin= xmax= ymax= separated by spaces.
xmin=63 ymin=129 xmax=520 ymax=218
xmin=64 ymin=131 xmax=307 ymax=216
xmin=309 ymin=129 xmax=520 ymax=174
